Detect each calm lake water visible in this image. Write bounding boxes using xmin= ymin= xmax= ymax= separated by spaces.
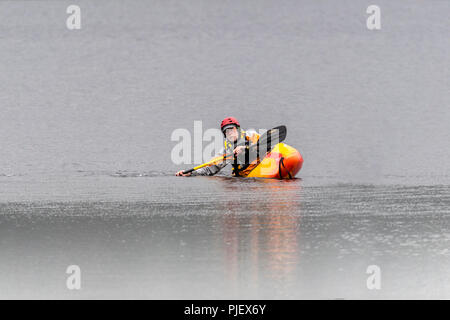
xmin=1 ymin=0 xmax=449 ymax=299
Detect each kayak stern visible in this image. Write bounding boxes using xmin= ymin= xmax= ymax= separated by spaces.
xmin=245 ymin=143 xmax=303 ymax=179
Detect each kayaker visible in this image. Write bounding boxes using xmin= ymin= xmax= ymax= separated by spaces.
xmin=175 ymin=117 xmax=260 ymax=177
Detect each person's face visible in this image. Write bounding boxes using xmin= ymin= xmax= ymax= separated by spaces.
xmin=225 ymin=127 xmax=239 ymax=142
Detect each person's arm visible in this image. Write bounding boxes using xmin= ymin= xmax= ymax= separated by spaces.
xmin=176 ymin=148 xmax=228 ymax=176
xmin=191 ymin=151 xmax=228 ymax=176
xmin=190 ymin=161 xmax=226 ymax=176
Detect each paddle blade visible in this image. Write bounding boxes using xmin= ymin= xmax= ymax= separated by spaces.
xmin=234 ymin=125 xmax=287 ymax=166
xmin=256 ymin=125 xmax=287 ymax=155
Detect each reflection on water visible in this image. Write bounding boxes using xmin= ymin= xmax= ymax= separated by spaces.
xmin=218 ymin=179 xmax=302 ymax=298
xmin=1 ymin=180 xmax=450 ymax=299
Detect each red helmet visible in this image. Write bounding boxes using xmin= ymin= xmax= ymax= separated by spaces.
xmin=220 ymin=117 xmax=240 ymax=132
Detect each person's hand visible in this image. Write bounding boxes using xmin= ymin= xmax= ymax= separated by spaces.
xmin=175 ymin=170 xmax=191 ymax=177
xmin=233 ymin=146 xmax=246 ymax=156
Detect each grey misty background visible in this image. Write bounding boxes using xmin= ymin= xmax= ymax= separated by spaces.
xmin=0 ymin=0 xmax=449 ymax=186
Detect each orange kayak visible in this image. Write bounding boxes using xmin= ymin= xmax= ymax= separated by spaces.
xmin=245 ymin=143 xmax=303 ymax=179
